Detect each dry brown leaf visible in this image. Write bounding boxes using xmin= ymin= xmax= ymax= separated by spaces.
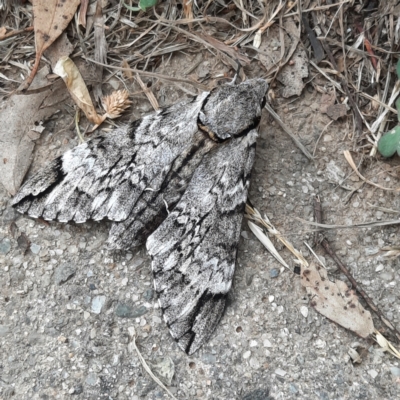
xmin=18 ymin=0 xmax=80 ymax=91
xmin=301 ymin=263 xmax=374 ymax=338
xmin=0 ymin=81 xmax=67 ymax=195
xmin=43 ymin=31 xmax=74 ymax=70
xmin=54 ymin=56 xmax=104 ymax=126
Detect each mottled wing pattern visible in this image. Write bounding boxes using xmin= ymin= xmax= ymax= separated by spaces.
xmin=12 ymin=93 xmax=208 ymax=225
xmin=107 ymin=131 xmax=217 ymax=250
xmin=147 ymin=130 xmax=258 ymax=355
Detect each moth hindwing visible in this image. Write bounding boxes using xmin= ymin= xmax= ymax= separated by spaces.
xmin=12 ymin=78 xmax=268 ymax=355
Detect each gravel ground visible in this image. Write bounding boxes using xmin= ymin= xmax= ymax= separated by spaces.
xmin=1 ymin=56 xmax=400 ymax=400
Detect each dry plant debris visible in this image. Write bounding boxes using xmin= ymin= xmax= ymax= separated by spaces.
xmin=300 ymin=262 xmax=374 ymax=339
xmin=54 ymin=56 xmax=131 ymax=132
xmin=18 ymin=0 xmax=81 ymax=91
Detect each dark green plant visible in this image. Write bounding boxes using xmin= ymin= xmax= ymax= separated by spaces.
xmin=123 ymin=0 xmax=157 ymax=12
xmin=377 ymin=59 xmax=400 ymax=157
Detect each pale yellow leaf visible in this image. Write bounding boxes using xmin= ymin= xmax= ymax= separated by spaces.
xmin=54 ymin=56 xmax=104 ymax=126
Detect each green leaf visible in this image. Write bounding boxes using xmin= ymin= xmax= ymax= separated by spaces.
xmin=377 ymin=125 xmax=400 ymax=157
xmin=123 ymin=0 xmax=157 ymax=12
xmin=396 ymin=59 xmax=400 ymax=81
xmin=139 ymin=0 xmax=157 ymax=10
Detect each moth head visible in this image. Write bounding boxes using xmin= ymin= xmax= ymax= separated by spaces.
xmin=198 ymin=78 xmax=268 ymax=141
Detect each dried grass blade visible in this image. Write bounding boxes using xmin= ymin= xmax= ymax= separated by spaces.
xmin=128 ymin=327 xmax=178 ymax=400
xmin=344 ymin=151 xmax=400 ymax=192
xmin=248 ymin=220 xmax=289 ymax=268
xmin=245 ymin=204 xmax=308 ymax=268
xmin=374 ymin=331 xmax=400 ymax=360
xmin=135 ymin=74 xmax=159 ymax=111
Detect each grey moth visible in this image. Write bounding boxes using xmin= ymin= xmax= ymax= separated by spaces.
xmin=12 ymin=78 xmax=268 ymax=355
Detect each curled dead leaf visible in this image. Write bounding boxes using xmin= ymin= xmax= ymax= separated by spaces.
xmin=54 ymin=56 xmax=104 ymax=126
xmin=301 ymin=263 xmax=374 ymax=338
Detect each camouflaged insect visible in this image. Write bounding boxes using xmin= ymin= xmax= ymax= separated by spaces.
xmin=13 ymin=78 xmax=268 ymax=355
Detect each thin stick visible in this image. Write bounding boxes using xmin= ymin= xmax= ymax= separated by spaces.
xmin=0 ymin=26 xmax=34 ymax=40
xmin=264 ymin=102 xmax=314 ymax=161
xmin=83 ymin=57 xmax=209 ymax=91
xmin=313 ymin=196 xmax=400 ymax=343
xmin=296 ymin=217 xmax=400 ymax=230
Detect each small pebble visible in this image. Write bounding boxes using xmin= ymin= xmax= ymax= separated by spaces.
xmin=289 ymin=384 xmax=298 ymax=394
xmin=300 ymin=306 xmax=308 ymax=318
xmin=241 ymin=231 xmax=249 ymax=239
xmin=380 ymin=270 xmax=394 ymax=282
xmin=85 ymin=372 xmax=98 ymax=386
xmin=314 ymin=339 xmax=326 ymax=349
xmin=0 ymin=238 xmax=11 ymax=254
xmin=270 ymin=268 xmax=279 ymax=278
xmin=250 ymin=357 xmax=260 ymax=369
xmin=389 ymin=367 xmax=400 ymax=377
xmin=91 ymin=295 xmax=106 ymax=314
xmin=243 ymin=350 xmax=251 ymax=359
xmin=201 ymin=353 xmax=217 ymax=364
xmin=30 ymin=243 xmax=41 ymax=254
xmin=0 ymin=325 xmax=10 ymax=337
xmin=368 ymin=369 xmax=378 ymax=379
xmin=375 ymin=264 xmax=384 ymax=272
xmin=365 ymin=247 xmax=379 ymax=256
xmin=54 ymin=263 xmax=76 ymax=285
xmin=115 ymin=303 xmax=148 ymax=318
xmin=143 ymin=289 xmax=154 ymax=301
xmin=275 ymin=368 xmax=287 ymax=377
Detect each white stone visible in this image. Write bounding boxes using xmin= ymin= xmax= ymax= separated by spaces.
xmin=275 ymin=368 xmax=287 ymax=377
xmin=300 ymin=306 xmax=308 ymax=318
xmin=243 ymin=351 xmax=251 ymax=359
xmin=263 ymin=339 xmax=272 ymax=348
xmin=368 ymin=369 xmax=378 ymax=379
